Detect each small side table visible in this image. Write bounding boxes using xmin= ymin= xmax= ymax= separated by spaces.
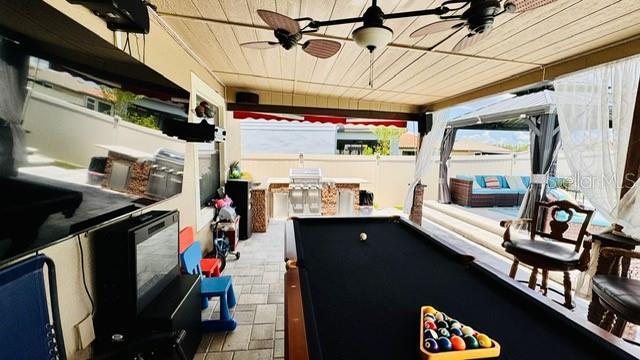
xmin=587 ymin=231 xmax=640 ymax=335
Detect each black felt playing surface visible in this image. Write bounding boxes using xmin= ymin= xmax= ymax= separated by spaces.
xmin=293 ymin=217 xmax=633 ymax=360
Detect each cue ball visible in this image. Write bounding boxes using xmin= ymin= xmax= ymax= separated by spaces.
xmin=360 ymin=232 xmax=367 ymax=241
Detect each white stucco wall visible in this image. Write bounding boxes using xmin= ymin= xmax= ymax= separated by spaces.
xmin=240 ymin=119 xmax=337 ymax=155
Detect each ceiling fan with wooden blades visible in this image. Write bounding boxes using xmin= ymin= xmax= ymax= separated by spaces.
xmin=240 ymin=10 xmax=342 ymax=59
xmin=241 ymin=0 xmax=558 ymax=85
xmin=410 ymin=0 xmax=559 ymax=52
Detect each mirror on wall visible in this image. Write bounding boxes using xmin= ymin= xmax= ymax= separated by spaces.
xmin=0 ymin=38 xmax=189 ymax=261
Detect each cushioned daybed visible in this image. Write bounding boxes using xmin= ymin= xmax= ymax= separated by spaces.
xmin=450 ymin=175 xmax=560 ymax=207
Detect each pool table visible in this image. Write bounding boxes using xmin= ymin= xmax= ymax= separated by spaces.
xmin=284 ymin=216 xmax=639 ymax=360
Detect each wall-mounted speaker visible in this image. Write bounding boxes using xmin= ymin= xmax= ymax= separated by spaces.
xmin=235 ymin=92 xmax=259 ymax=105
xmin=67 ymin=0 xmax=150 ymax=34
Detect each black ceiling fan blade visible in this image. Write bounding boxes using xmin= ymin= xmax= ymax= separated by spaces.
xmin=302 ymin=39 xmax=341 ymax=59
xmin=257 ymin=9 xmax=300 ymax=35
xmin=241 ymin=41 xmax=280 ymax=49
xmin=504 ymin=0 xmax=558 ymax=13
xmin=452 ymin=29 xmax=492 ymax=52
xmin=410 ymin=20 xmax=467 ymax=38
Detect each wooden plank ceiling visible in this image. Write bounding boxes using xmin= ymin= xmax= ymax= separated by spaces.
xmin=154 ymin=0 xmax=640 ymax=108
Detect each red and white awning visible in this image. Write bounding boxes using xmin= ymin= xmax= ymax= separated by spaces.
xmin=233 ymin=111 xmax=406 ymax=128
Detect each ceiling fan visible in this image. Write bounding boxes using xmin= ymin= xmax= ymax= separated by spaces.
xmin=241 ymin=0 xmax=558 ymax=85
xmin=410 ymin=0 xmax=558 ymax=52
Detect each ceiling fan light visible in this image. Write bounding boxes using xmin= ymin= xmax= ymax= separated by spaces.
xmin=352 ymin=25 xmax=393 ymax=51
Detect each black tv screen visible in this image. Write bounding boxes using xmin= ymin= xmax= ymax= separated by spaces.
xmin=135 ymin=221 xmax=179 ymax=311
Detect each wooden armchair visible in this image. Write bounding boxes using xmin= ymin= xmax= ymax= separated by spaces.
xmin=500 ymin=200 xmax=594 ymax=309
xmin=592 ymin=247 xmax=640 ymax=336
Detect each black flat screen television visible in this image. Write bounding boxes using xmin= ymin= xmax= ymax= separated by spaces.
xmin=93 ymin=210 xmax=180 ymax=338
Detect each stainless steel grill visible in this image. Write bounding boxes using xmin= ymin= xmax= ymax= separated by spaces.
xmin=146 ymin=148 xmax=184 ymax=199
xmin=289 ymin=168 xmax=322 ymax=215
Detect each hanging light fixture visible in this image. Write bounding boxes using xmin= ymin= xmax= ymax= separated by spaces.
xmin=351 ymin=0 xmax=393 ymax=88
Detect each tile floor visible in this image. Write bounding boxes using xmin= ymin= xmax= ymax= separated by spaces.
xmin=196 ymin=220 xmax=286 ymax=360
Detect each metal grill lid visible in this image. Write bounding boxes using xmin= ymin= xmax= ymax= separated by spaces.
xmin=155 ymin=148 xmax=184 ymax=165
xmin=289 ymin=167 xmax=321 ymax=182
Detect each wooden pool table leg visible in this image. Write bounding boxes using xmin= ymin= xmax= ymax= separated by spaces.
xmin=528 ymin=267 xmax=538 ymax=290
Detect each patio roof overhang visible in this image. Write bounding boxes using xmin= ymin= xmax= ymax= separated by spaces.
xmin=153 ymin=0 xmax=640 ymax=113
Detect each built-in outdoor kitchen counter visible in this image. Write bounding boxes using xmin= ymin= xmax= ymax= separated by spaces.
xmin=250 ymin=171 xmax=367 ymax=233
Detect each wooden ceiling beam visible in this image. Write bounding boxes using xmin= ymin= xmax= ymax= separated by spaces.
xmin=156 ymin=12 xmax=542 ymax=67
xmin=424 ymin=35 xmax=640 ymax=111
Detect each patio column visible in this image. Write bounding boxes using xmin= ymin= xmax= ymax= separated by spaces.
xmin=0 ymin=38 xmax=29 ymax=176
xmin=517 ymin=113 xmax=561 ymax=224
xmin=437 ymin=127 xmax=455 ymax=203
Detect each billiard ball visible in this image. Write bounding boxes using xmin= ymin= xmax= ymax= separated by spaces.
xmin=424 ymin=306 xmax=437 ymax=315
xmin=463 ymin=335 xmax=479 ymax=349
xmin=435 ymin=320 xmax=448 ymax=329
xmin=461 ymin=326 xmax=475 ymax=336
xmin=450 ymin=335 xmax=466 ymax=351
xmin=437 ymin=328 xmax=450 ymax=338
xmin=449 ymin=321 xmax=462 ymax=329
xmin=424 ymin=338 xmax=439 ymax=353
xmin=423 ymin=329 xmax=439 ymax=340
xmin=476 ymin=333 xmax=492 ymax=348
xmin=449 ymin=328 xmax=463 ymax=337
xmin=424 ymin=313 xmax=436 ymax=321
xmin=424 ymin=321 xmax=437 ymax=330
xmin=435 ymin=312 xmax=448 ymax=321
xmin=359 ymin=233 xmax=367 ymax=241
xmin=437 ymin=337 xmax=452 ymax=352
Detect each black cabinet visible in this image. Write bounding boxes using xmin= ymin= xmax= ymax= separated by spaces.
xmin=225 ymin=180 xmax=252 ymax=240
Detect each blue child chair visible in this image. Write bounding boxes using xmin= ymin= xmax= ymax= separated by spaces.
xmin=180 ymin=241 xmax=237 ymax=332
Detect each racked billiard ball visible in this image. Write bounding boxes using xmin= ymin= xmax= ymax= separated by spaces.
xmin=424 ymin=313 xmax=436 ymax=321
xmin=449 ymin=321 xmax=461 ymax=329
xmin=423 ymin=329 xmax=438 ymax=340
xmin=449 ymin=328 xmax=463 ymax=337
xmin=463 ymin=335 xmax=479 ymax=349
xmin=461 ymin=326 xmax=475 ymax=336
xmin=476 ymin=333 xmax=492 ymax=348
xmin=435 ymin=320 xmax=448 ymax=329
xmin=437 ymin=337 xmax=452 ymax=352
xmin=424 ymin=306 xmax=437 ymax=315
xmin=437 ymin=328 xmax=450 ymax=338
xmin=450 ymin=335 xmax=466 ymax=351
xmin=435 ymin=312 xmax=448 ymax=321
xmin=424 ymin=338 xmax=439 ymax=353
xmin=424 ymin=321 xmax=437 ymax=330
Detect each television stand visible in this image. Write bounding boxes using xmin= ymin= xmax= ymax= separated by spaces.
xmin=94 ymin=275 xmax=202 ymax=360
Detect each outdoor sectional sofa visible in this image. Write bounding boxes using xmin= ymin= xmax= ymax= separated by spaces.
xmin=450 ymin=175 xmax=560 ymax=207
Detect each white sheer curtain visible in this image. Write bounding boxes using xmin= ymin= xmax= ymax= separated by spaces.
xmin=403 ymin=110 xmax=448 ymax=213
xmin=555 ymin=54 xmax=640 ymax=298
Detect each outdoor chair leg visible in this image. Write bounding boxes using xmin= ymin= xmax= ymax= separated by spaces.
xmin=563 ymin=271 xmax=574 ymax=309
xmin=509 ymin=260 xmax=519 ymax=279
xmin=541 ymin=270 xmax=549 ymax=296
xmin=528 ymin=267 xmax=538 ymax=290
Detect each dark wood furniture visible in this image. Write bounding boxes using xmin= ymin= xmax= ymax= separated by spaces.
xmin=591 ymin=247 xmax=640 ymax=337
xmin=588 ymin=231 xmax=640 ymax=333
xmin=501 ymin=200 xmax=594 ymax=309
xmin=450 ymin=177 xmax=522 ymax=207
xmin=284 ymin=216 xmax=639 ymax=360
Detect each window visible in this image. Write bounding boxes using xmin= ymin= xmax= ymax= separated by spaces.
xmin=86 ymin=97 xmax=96 ymax=110
xmin=97 ymin=101 xmax=113 ymax=115
xmin=86 ymin=96 xmax=113 ymax=115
